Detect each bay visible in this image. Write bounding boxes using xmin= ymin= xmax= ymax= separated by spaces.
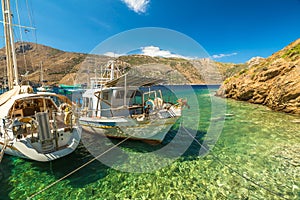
xmin=0 ymin=85 xmax=299 ymax=199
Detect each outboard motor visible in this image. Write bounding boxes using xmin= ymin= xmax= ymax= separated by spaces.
xmin=35 ymin=112 xmax=54 ymax=153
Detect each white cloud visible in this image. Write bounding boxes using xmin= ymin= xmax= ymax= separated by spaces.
xmin=211 ymin=52 xmax=238 ymax=59
xmin=141 ymin=46 xmax=189 ymax=59
xmin=121 ymin=0 xmax=150 ymax=14
xmin=104 ymin=46 xmax=193 ymax=59
xmin=104 ymin=52 xmax=124 ymax=57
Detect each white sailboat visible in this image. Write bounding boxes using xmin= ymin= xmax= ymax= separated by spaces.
xmin=0 ymin=0 xmax=81 ymax=162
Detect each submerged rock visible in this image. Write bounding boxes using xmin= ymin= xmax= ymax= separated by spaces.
xmin=291 ymin=119 xmax=300 ymax=123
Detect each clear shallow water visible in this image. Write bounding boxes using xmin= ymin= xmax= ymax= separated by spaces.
xmin=0 ymin=86 xmax=299 ymax=199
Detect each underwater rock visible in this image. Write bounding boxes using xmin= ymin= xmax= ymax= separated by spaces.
xmin=291 ymin=119 xmax=300 ymax=123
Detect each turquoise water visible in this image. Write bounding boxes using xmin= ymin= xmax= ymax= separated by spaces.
xmin=0 ymin=86 xmax=299 ymax=199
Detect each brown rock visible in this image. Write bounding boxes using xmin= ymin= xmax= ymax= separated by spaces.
xmin=217 ymin=38 xmax=300 ymax=115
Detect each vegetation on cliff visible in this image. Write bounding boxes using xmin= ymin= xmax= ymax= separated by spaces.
xmin=0 ymin=42 xmax=87 ymax=85
xmin=217 ymin=38 xmax=300 ymax=115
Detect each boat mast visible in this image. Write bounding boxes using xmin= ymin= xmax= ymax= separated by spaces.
xmin=1 ymin=0 xmax=19 ymax=89
xmin=40 ymin=61 xmax=43 ymax=83
xmin=110 ymin=60 xmax=114 ymax=80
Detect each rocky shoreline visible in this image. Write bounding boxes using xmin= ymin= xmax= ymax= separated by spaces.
xmin=217 ymin=38 xmax=300 ymax=115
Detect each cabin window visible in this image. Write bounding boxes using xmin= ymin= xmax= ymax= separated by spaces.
xmin=50 ymin=96 xmax=60 ymax=105
xmin=127 ymin=90 xmax=135 ymax=98
xmin=115 ymin=91 xmax=125 ymax=99
xmin=83 ymin=97 xmax=89 ymax=108
xmin=89 ymin=98 xmax=93 ymax=109
xmin=130 ymin=91 xmax=142 ymax=105
xmin=103 ymin=91 xmax=109 ymax=100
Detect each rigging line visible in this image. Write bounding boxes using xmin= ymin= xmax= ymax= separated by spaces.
xmin=15 ymin=0 xmax=28 ymax=73
xmin=26 ymin=0 xmax=35 ymax=29
xmin=24 ymin=0 xmax=37 ymax=75
xmin=27 ymin=136 xmax=131 ymax=200
xmin=25 ymin=0 xmax=38 ymax=46
xmin=181 ymin=125 xmax=288 ymax=200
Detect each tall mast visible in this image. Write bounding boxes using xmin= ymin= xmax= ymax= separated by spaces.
xmin=110 ymin=60 xmax=114 ymax=80
xmin=40 ymin=61 xmax=43 ymax=83
xmin=1 ymin=0 xmax=19 ymax=89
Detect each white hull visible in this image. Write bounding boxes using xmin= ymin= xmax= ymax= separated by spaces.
xmin=0 ymin=91 xmax=82 ymax=162
xmin=0 ymin=127 xmax=81 ymax=162
xmin=80 ymin=74 xmax=184 ymax=144
xmin=80 ymin=116 xmax=179 ymax=143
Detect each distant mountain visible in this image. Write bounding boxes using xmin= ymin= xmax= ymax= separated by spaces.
xmin=0 ymin=42 xmax=87 ymax=86
xmin=217 ymin=38 xmax=300 ymax=115
xmin=0 ymin=42 xmax=244 ymax=86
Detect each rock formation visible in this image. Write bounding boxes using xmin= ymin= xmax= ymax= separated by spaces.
xmin=217 ymin=38 xmax=300 ymax=115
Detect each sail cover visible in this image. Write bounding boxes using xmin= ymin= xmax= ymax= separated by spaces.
xmin=0 ymin=86 xmax=20 ymax=106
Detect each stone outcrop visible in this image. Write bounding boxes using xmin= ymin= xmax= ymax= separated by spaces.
xmin=217 ymin=38 xmax=300 ymax=115
xmin=246 ymin=56 xmax=265 ymax=68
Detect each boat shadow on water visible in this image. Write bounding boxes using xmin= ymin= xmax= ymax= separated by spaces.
xmin=31 ymin=142 xmax=111 ymax=188
xmin=0 ymin=124 xmax=208 ymax=198
xmin=0 ymin=157 xmax=14 ymax=200
xmin=0 ymin=142 xmax=110 ymax=196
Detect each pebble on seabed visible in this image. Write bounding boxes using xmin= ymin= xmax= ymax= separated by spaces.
xmin=291 ymin=119 xmax=300 ymax=123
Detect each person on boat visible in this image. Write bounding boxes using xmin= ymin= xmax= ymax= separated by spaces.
xmin=177 ymin=98 xmax=190 ymax=109
xmin=144 ymin=104 xmax=151 ymax=119
xmin=145 ymin=98 xmax=155 ymax=110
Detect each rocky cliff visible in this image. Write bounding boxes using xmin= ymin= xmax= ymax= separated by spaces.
xmin=217 ymin=38 xmax=300 ymax=115
xmin=0 ymin=42 xmax=87 ymax=85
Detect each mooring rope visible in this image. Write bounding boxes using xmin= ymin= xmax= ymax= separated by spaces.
xmin=181 ymin=126 xmax=288 ymax=200
xmin=27 ymin=136 xmax=130 ymax=200
xmin=28 ymin=123 xmax=288 ymax=199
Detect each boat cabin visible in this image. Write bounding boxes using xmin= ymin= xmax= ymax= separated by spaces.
xmin=82 ymin=85 xmax=166 ymax=119
xmin=10 ymin=96 xmax=58 ymax=118
xmin=81 ymin=74 xmax=166 ymax=118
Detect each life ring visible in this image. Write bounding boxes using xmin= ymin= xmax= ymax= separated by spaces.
xmin=64 ymin=111 xmax=75 ymax=125
xmin=145 ymin=99 xmax=155 ymax=110
xmin=136 ymin=115 xmax=145 ymax=122
xmin=59 ymin=103 xmax=72 ymax=112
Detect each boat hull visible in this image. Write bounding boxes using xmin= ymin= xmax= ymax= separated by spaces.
xmin=0 ymin=126 xmax=81 ymax=162
xmin=80 ymin=116 xmax=178 ymax=143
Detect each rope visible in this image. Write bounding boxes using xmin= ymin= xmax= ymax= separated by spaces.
xmin=26 ymin=0 xmax=34 ymax=27
xmin=181 ymin=126 xmax=288 ymax=200
xmin=15 ymin=0 xmax=28 ymax=74
xmin=0 ymin=143 xmax=7 ymax=163
xmin=27 ymin=122 xmax=288 ymax=199
xmin=27 ymin=137 xmax=131 ymax=199
xmin=25 ymin=0 xmax=38 ymax=74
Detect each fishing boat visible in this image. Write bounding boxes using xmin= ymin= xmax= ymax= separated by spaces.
xmin=36 ymin=85 xmax=53 ymax=92
xmin=0 ymin=0 xmax=81 ymax=162
xmin=36 ymin=62 xmax=53 ymax=92
xmin=79 ymin=73 xmax=185 ymax=143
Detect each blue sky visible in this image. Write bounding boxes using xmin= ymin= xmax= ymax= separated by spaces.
xmin=3 ymin=0 xmax=300 ymax=63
